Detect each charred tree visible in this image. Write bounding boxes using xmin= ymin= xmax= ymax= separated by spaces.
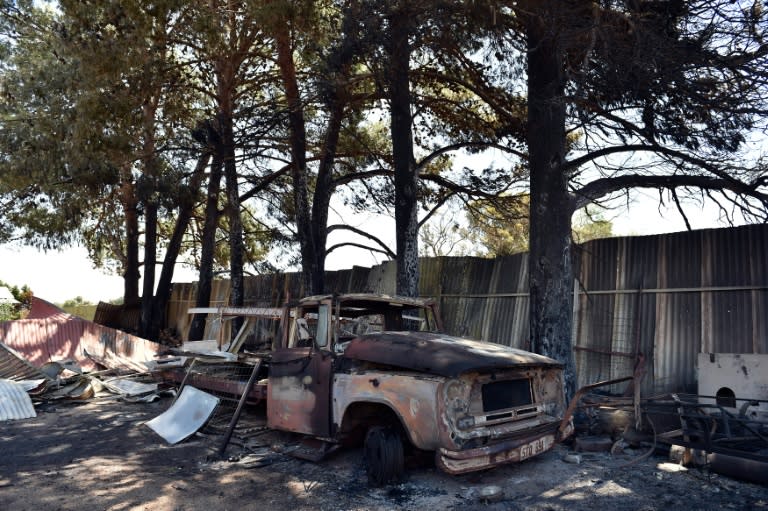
xmin=387 ymin=3 xmax=419 ymax=298
xmin=525 ymin=4 xmax=577 ymax=399
xmin=189 ymin=122 xmax=224 ymax=342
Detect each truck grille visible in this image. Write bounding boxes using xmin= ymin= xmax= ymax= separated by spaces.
xmin=482 ymin=379 xmax=534 ymax=415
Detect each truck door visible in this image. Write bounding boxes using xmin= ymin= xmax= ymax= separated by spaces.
xmin=267 ymin=301 xmax=333 ymax=437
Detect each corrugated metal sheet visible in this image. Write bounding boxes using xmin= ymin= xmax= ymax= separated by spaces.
xmin=0 ymin=378 xmax=36 ymax=421
xmin=0 ymin=297 xmax=163 ymax=372
xmin=0 ymin=342 xmax=46 ymax=381
xmin=167 ymin=224 xmax=768 ymax=394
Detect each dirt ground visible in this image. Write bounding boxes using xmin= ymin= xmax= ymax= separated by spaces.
xmin=1 ymin=395 xmax=766 ymax=511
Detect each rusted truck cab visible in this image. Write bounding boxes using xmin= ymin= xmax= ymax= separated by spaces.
xmin=267 ymin=294 xmax=573 ymax=484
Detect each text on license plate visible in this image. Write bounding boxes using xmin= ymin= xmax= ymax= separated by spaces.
xmin=519 ymin=435 xmax=554 ymax=460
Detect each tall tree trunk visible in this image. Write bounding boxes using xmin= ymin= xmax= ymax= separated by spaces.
xmin=222 ymin=110 xmax=245 ymax=336
xmin=388 ymin=5 xmax=419 ymax=298
xmin=120 ymin=167 xmax=141 ymax=306
xmin=139 ymin=101 xmax=160 ymax=339
xmin=140 ymin=200 xmax=158 ymax=337
xmin=148 ymin=151 xmax=212 ymax=340
xmin=275 ymin=22 xmax=317 ymax=295
xmin=526 ymin=5 xmax=577 ymax=399
xmin=309 ymin=110 xmax=341 ymax=295
xmin=189 ymin=124 xmax=224 ymax=341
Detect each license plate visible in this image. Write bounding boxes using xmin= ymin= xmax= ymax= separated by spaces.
xmin=519 ymin=435 xmax=553 ymax=460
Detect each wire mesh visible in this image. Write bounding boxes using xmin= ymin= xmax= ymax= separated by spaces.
xmin=176 ymin=360 xmax=268 ymax=442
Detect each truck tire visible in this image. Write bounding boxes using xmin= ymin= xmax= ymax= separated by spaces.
xmin=364 ymin=425 xmax=404 ymax=486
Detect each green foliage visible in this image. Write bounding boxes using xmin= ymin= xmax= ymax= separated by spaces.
xmin=0 ymin=303 xmax=15 ymax=322
xmin=0 ymin=279 xmax=33 ymax=320
xmin=61 ymin=295 xmax=91 ymax=308
xmin=464 ymin=197 xmax=614 ymax=256
xmin=465 ymin=195 xmax=530 ymax=257
xmin=572 ymin=209 xmax=613 ymax=244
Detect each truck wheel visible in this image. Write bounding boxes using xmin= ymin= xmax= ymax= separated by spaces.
xmin=364 ymin=425 xmax=404 ymax=486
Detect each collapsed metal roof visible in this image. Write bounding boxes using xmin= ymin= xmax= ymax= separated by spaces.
xmin=0 ymin=379 xmax=36 ymax=421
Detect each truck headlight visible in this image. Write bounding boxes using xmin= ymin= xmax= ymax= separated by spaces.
xmin=457 ymin=415 xmax=475 ymax=429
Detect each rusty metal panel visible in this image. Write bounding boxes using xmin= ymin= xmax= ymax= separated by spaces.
xmin=268 ymin=348 xmax=334 ymax=436
xmin=364 ymin=260 xmax=397 ymax=295
xmin=0 ymin=316 xmax=90 ymax=369
xmin=0 ymin=342 xmax=45 ymax=381
xmin=0 ymin=298 xmax=162 ymax=372
xmin=332 ymin=371 xmax=443 ymax=450
xmin=343 ymin=332 xmax=560 ymax=378
xmin=654 ymin=291 xmax=701 ymax=394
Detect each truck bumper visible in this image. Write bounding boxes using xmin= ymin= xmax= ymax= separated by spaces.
xmin=436 ymin=420 xmax=574 ymax=474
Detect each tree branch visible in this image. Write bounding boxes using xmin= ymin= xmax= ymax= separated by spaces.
xmin=325 ymin=241 xmax=394 ymax=258
xmin=326 ymin=224 xmax=396 ymax=259
xmin=573 ymin=173 xmax=768 ymax=210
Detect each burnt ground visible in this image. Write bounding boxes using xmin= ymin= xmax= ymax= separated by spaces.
xmin=0 ymin=396 xmax=766 ymax=511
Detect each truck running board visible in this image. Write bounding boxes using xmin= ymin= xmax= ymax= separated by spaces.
xmin=289 ymin=437 xmax=341 ymax=462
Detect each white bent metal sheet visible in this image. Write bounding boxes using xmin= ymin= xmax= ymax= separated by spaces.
xmin=145 ymin=386 xmax=220 ymax=444
xmin=101 ymin=378 xmax=159 ymax=397
xmin=0 ymin=378 xmax=37 ymax=421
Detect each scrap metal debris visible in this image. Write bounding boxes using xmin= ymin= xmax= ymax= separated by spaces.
xmin=145 ymin=386 xmax=220 ymax=444
xmin=0 ymin=379 xmax=36 ymax=421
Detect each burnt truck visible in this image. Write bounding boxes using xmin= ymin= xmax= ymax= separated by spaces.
xmin=262 ymin=293 xmax=573 ymax=484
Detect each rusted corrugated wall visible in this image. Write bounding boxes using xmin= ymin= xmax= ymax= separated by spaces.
xmin=167 ymin=224 xmax=768 ymax=393
xmin=576 ymin=224 xmax=768 ymax=395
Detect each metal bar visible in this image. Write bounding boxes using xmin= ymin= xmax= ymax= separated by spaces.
xmin=573 ymin=345 xmax=636 ymax=358
xmin=187 ymin=307 xmax=283 ymax=318
xmin=558 ymin=375 xmax=634 ymax=437
xmin=218 ymin=358 xmax=263 ymax=457
xmin=171 ymin=357 xmax=197 ymax=406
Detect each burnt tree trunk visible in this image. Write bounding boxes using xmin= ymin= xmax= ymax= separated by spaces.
xmin=120 ymin=168 xmax=141 ymax=306
xmin=189 ymin=125 xmax=224 ymax=342
xmin=388 ymin=5 xmax=419 ymax=298
xmin=222 ymin=110 xmax=245 ymax=336
xmin=139 ymin=107 xmax=159 ymax=338
xmin=147 ymin=151 xmax=212 ymax=340
xmin=310 ymin=105 xmax=344 ymax=295
xmin=526 ymin=6 xmax=577 ymax=399
xmin=309 ymin=3 xmax=358 ymax=295
xmin=275 ymin=22 xmax=317 ymax=296
xmin=139 ymin=199 xmax=158 ymax=338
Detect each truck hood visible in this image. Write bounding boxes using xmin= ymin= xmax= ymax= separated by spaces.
xmin=342 ymin=331 xmax=561 ymax=378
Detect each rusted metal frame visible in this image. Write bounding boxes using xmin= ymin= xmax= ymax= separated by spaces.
xmin=558 ymin=375 xmax=634 ymax=437
xmin=160 ymin=365 xmax=268 ymax=402
xmin=187 ymin=306 xmax=283 ymax=318
xmin=185 ymin=372 xmax=268 ymax=402
xmin=218 ymin=358 xmax=263 ymax=456
xmin=171 ymin=358 xmax=197 ymax=406
xmin=672 ymin=397 xmax=768 ymax=446
xmin=642 ymin=399 xmax=768 ymax=463
xmin=654 ymin=434 xmax=768 ymax=463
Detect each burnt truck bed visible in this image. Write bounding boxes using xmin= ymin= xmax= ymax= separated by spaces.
xmin=154 ymin=360 xmax=268 ymax=404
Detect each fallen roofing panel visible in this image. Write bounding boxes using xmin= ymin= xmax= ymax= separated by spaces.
xmin=0 ymin=342 xmax=47 ymax=381
xmin=0 ymin=297 xmax=163 ymax=372
xmin=101 ymin=377 xmax=158 ymax=397
xmin=0 ymin=378 xmax=36 ymax=421
xmin=145 ymin=386 xmax=220 ymax=444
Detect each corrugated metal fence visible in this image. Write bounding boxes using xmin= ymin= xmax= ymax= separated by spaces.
xmin=167 ymin=224 xmax=768 ymax=394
